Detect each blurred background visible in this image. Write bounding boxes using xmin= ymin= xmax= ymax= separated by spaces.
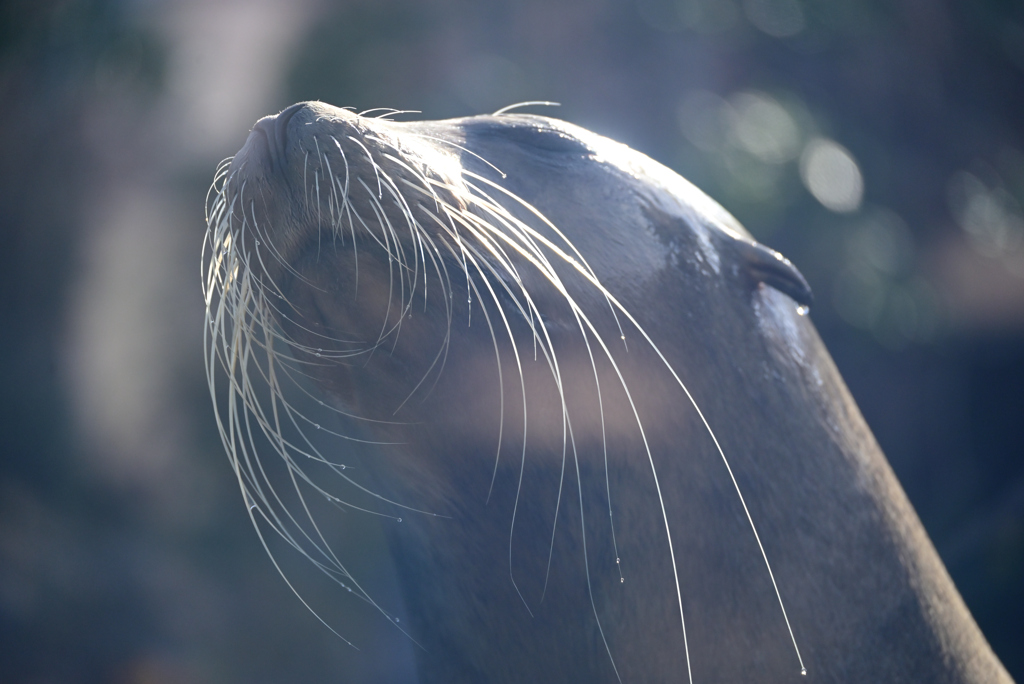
xmin=1 ymin=0 xmax=1022 ymax=681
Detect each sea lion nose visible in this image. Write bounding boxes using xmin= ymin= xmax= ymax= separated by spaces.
xmin=252 ymin=102 xmax=305 ymax=175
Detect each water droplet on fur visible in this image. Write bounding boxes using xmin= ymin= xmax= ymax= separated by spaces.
xmin=797 ymin=305 xmax=809 ymax=316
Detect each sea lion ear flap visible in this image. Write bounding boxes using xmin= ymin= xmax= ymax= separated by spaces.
xmin=730 ymin=238 xmax=814 ymax=309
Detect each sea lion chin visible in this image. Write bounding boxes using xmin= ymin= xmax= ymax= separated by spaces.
xmin=203 ymin=101 xmax=1012 ymax=683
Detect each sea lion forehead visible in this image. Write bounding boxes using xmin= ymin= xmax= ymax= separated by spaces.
xmin=454 ymin=112 xmax=753 ymax=242
xmin=442 ymin=113 xmax=764 ymax=282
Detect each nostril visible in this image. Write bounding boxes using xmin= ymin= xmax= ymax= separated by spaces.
xmin=254 ymin=102 xmax=306 ymax=174
xmin=274 ymin=102 xmax=305 ymax=152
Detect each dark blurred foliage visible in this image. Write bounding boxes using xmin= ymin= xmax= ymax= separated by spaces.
xmin=1 ymin=0 xmax=1021 ymax=682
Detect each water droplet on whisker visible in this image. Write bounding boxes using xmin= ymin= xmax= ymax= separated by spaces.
xmin=796 ymin=305 xmax=809 ymax=316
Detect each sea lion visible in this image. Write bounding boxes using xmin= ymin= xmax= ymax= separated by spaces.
xmin=203 ymin=101 xmax=1013 ymax=683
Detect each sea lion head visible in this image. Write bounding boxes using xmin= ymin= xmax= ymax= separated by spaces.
xmin=203 ymin=101 xmax=827 ymax=680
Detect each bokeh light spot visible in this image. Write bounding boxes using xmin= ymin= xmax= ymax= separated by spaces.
xmin=947 ymin=170 xmax=1024 ymax=260
xmin=678 ymin=90 xmax=733 ymax=152
xmin=729 ymin=91 xmax=801 ymax=163
xmin=800 ymin=137 xmax=863 ymax=212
